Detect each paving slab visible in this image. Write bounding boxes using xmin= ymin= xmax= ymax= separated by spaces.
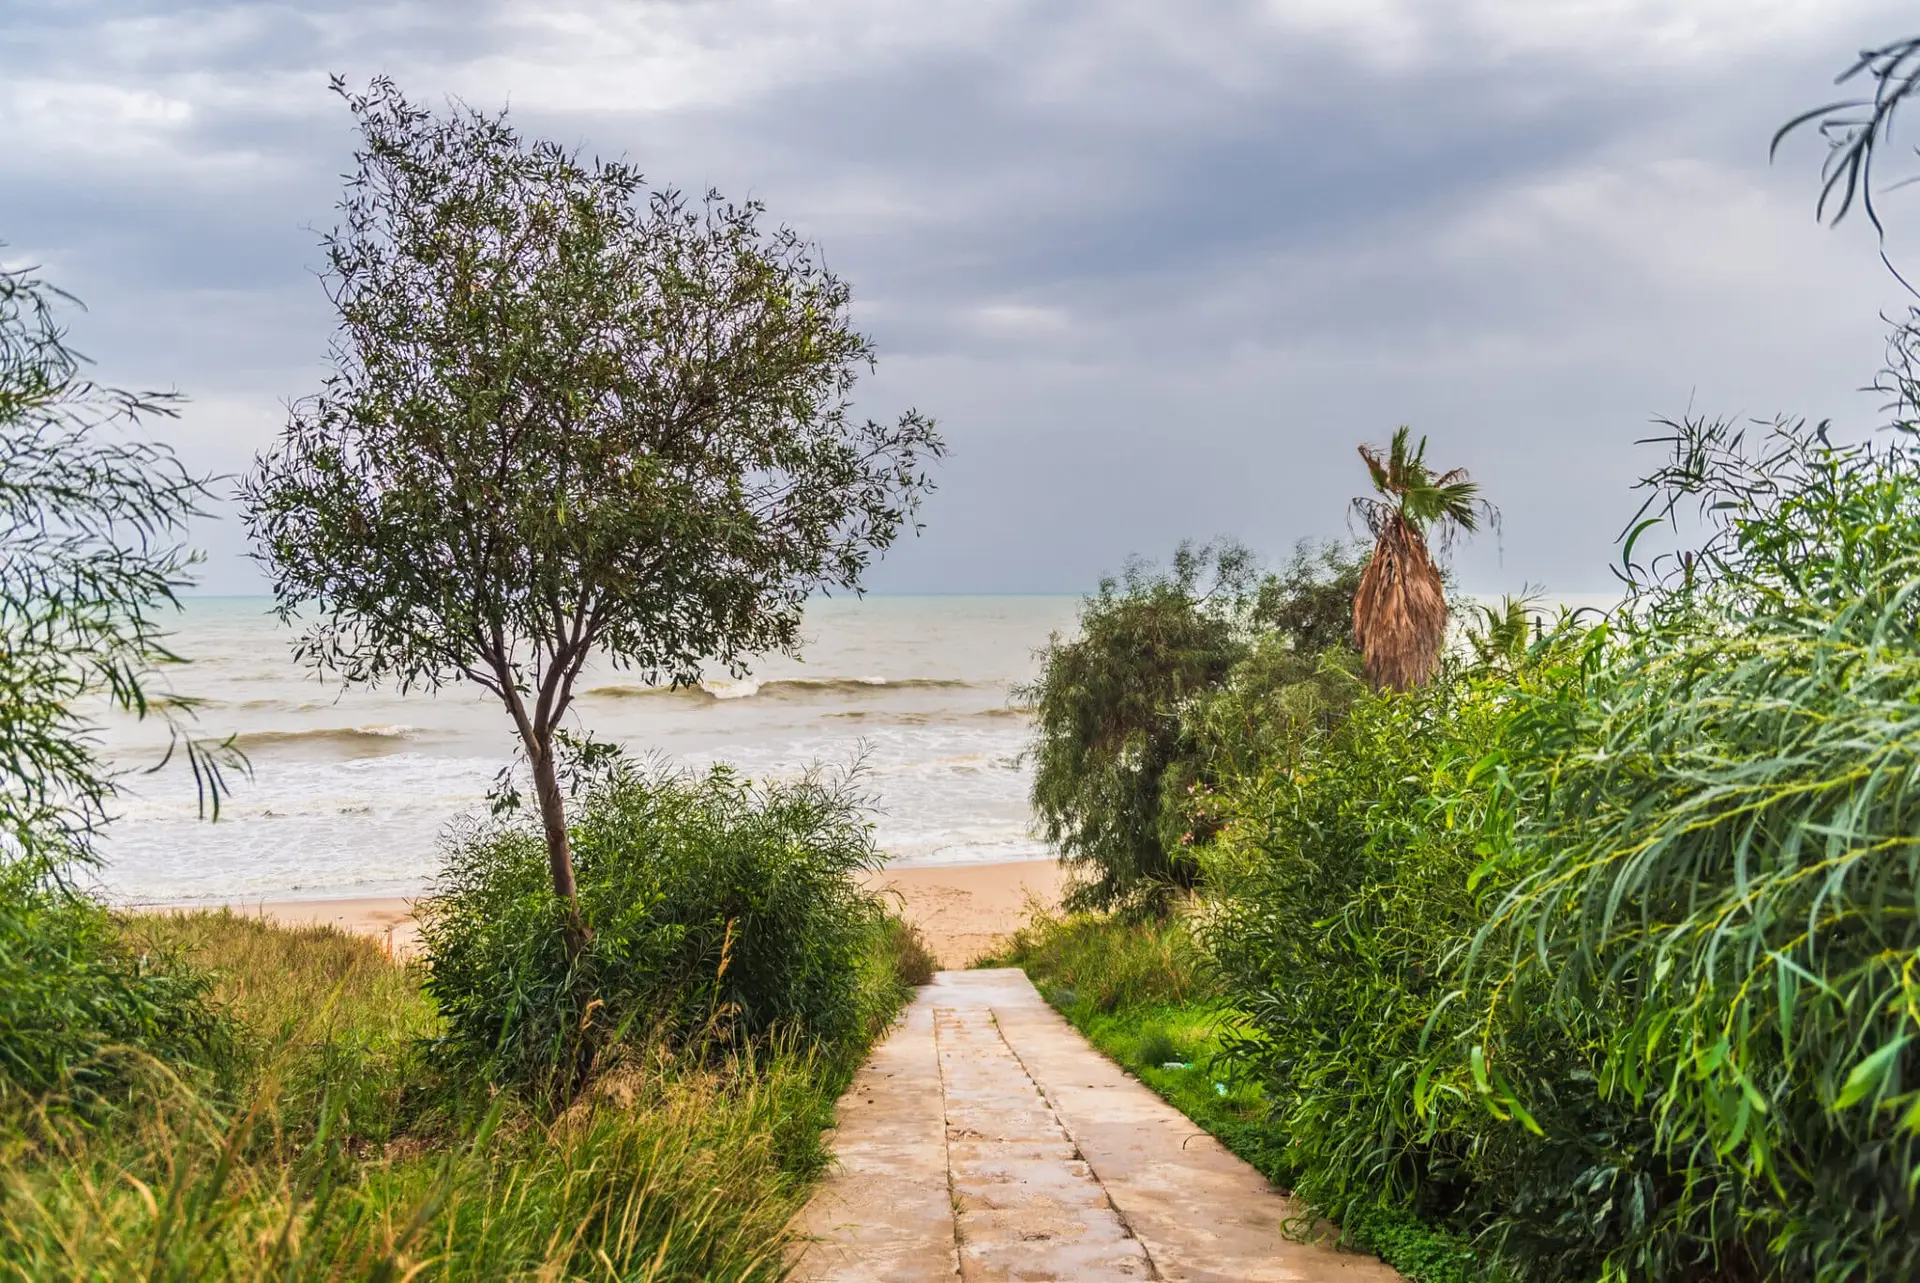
xmin=938 ymin=1004 xmax=1152 ymax=1279
xmin=793 ymin=969 xmax=1403 ymax=1283
xmin=792 ymin=998 xmax=959 ymax=1281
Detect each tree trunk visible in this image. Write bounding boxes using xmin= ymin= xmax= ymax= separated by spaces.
xmin=529 ymin=736 xmax=589 ymax=955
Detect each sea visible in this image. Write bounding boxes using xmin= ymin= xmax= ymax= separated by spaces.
xmin=84 ymin=595 xmax=1081 ymax=906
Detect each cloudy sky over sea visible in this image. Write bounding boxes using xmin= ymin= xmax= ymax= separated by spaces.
xmin=4 ymin=1 xmax=1917 ymax=597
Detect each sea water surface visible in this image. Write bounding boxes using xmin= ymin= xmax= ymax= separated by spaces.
xmin=87 ymin=595 xmax=1080 ymax=905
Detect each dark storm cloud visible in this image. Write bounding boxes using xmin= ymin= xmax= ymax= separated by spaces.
xmin=3 ymin=0 xmax=1915 ymax=594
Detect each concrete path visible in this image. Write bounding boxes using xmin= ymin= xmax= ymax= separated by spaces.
xmin=792 ymin=970 xmax=1403 ymax=1282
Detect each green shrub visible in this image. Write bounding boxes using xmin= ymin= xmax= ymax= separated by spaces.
xmin=1163 ymin=637 xmax=1364 ymax=853
xmin=1019 ymin=541 xmax=1254 ymax=912
xmin=1134 ymin=1024 xmax=1181 ymax=1069
xmin=419 ymin=761 xmax=892 ymax=1103
xmin=0 ymin=860 xmax=230 ymax=1112
xmin=1196 ymin=670 xmax=1561 ymax=1246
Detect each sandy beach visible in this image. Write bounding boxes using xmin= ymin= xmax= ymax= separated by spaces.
xmin=222 ymin=858 xmax=1067 ymax=969
xmin=862 ymin=859 xmax=1068 ymax=967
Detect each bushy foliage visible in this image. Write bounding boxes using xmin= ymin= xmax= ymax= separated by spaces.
xmin=0 ymin=862 xmax=229 ymax=1111
xmin=1197 ymin=667 xmax=1539 ymax=1237
xmin=1165 ymin=637 xmax=1365 ymax=849
xmin=1196 ymin=418 xmax=1920 ymax=1281
xmin=0 ymin=261 xmax=225 ymax=857
xmin=1251 ymin=539 xmax=1373 ymax=657
xmin=872 ymin=916 xmax=938 ymax=987
xmin=1021 ymin=539 xmax=1365 ymax=912
xmin=420 ymin=760 xmax=895 ymax=1103
xmin=981 ymin=907 xmax=1208 ymax=1013
xmin=1466 ymin=417 xmax=1920 ymax=1280
xmin=1020 ymin=541 xmax=1256 ymax=911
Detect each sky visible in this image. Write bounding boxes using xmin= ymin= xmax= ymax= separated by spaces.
xmin=4 ymin=0 xmax=1918 ymax=597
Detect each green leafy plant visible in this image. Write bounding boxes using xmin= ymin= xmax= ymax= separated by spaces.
xmin=0 ymin=862 xmax=229 ymax=1112
xmin=978 ymin=907 xmax=1207 ymax=1012
xmin=1191 ymin=418 xmax=1920 ymax=1280
xmin=1466 ymin=416 xmax=1920 ymax=1280
xmin=0 ymin=258 xmax=232 ymax=856
xmin=1197 ymin=668 xmax=1545 ymax=1245
xmin=419 ymin=758 xmax=895 ymax=1105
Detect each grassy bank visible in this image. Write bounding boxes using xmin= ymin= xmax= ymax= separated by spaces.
xmin=980 ymin=909 xmax=1495 ymax=1283
xmin=0 ymin=906 xmax=928 ymax=1280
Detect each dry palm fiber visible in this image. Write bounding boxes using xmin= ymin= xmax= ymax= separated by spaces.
xmin=1351 ymin=512 xmax=1446 ymax=690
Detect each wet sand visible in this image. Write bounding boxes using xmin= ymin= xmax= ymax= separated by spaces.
xmin=223 ymin=858 xmax=1067 ymax=969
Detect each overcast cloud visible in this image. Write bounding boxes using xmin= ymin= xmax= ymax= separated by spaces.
xmin=3 ymin=0 xmax=1915 ymax=595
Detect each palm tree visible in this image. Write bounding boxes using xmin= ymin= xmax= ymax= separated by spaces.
xmin=1466 ymin=593 xmax=1540 ymax=674
xmin=1351 ymin=427 xmax=1488 ymax=690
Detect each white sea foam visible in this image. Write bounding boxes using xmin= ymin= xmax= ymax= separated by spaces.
xmin=88 ymin=595 xmax=1077 ymax=904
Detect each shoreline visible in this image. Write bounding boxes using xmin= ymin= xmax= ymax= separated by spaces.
xmin=165 ymin=858 xmax=1068 ymax=970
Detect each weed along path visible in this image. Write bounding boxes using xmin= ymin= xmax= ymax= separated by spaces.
xmin=793 ymin=970 xmax=1402 ymax=1282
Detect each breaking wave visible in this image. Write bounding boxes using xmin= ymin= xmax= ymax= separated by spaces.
xmin=583 ymin=676 xmax=982 ymax=703
xmin=233 ymin=725 xmax=418 ymax=752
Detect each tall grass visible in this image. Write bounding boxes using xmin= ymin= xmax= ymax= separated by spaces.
xmin=0 ymin=1041 xmax=826 ymax=1279
xmin=980 ymin=905 xmax=1208 ymax=1013
xmin=1464 ymin=419 xmax=1920 ymax=1280
xmin=0 ymin=865 xmax=229 ymax=1113
xmin=120 ymin=910 xmax=441 ymax=1149
xmin=0 ymin=884 xmax=920 ymax=1278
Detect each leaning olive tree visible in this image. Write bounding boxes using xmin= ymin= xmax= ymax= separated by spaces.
xmin=243 ymin=80 xmax=942 ymax=946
